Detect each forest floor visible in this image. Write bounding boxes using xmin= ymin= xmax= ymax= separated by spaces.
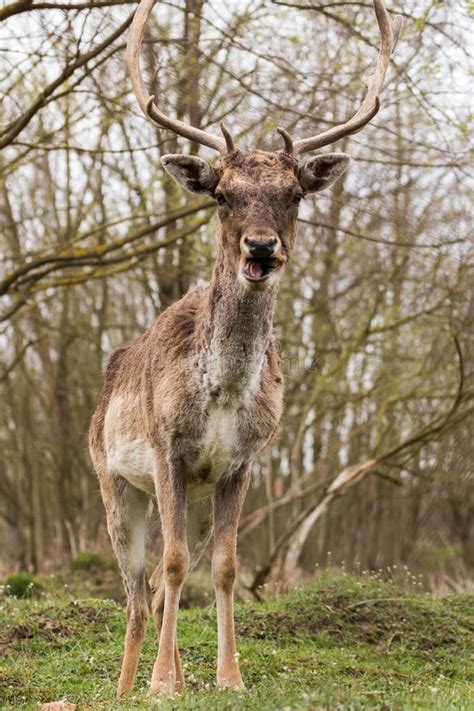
xmin=0 ymin=572 xmax=473 ymax=710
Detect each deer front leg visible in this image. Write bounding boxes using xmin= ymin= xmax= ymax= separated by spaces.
xmin=212 ymin=465 xmax=251 ymax=690
xmin=150 ymin=453 xmax=189 ymax=696
xmin=149 ymin=562 xmax=185 ymax=693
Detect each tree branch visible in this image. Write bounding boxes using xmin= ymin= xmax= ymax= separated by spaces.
xmin=0 ymin=13 xmax=134 ymax=149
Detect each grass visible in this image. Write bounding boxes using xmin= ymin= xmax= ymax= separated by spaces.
xmin=0 ymin=572 xmax=473 ymax=710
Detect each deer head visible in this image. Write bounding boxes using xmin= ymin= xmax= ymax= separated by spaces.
xmin=127 ymin=0 xmax=402 ymax=291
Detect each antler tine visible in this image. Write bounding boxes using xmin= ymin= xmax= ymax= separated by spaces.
xmin=219 ymin=121 xmax=235 ymax=153
xmin=127 ymin=0 xmax=227 ymax=154
xmin=276 ymin=126 xmax=294 ymax=155
xmin=289 ymin=0 xmax=402 ymax=157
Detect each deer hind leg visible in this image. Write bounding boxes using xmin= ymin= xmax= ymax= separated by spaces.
xmin=212 ymin=465 xmax=250 ymax=690
xmin=149 ymin=453 xmax=189 ymax=696
xmin=101 ymin=477 xmax=150 ymax=697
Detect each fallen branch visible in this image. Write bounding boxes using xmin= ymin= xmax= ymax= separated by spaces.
xmin=247 ymin=334 xmax=468 ymax=594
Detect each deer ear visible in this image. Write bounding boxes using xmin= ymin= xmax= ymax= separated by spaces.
xmin=161 ymin=154 xmax=219 ymax=194
xmin=298 ymin=153 xmax=351 ymax=193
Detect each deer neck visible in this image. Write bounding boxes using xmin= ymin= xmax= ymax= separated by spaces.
xmin=198 ymin=246 xmax=277 ymax=401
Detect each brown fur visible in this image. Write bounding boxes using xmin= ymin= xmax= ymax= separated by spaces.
xmin=88 ymin=149 xmax=345 ymax=697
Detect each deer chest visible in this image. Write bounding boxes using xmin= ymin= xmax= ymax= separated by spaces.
xmin=201 ymin=406 xmax=241 ymax=470
xmin=186 ymin=405 xmax=245 ymax=494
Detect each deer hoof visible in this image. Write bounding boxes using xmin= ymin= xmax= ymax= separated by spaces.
xmin=217 ymin=674 xmax=246 ymax=691
xmin=149 ymin=672 xmax=178 ymax=696
xmin=117 ymin=683 xmax=132 ymax=698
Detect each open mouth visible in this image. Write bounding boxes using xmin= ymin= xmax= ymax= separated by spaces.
xmin=242 ymin=257 xmax=283 ymax=283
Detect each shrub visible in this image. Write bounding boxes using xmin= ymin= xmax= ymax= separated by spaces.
xmin=4 ymin=572 xmax=42 ymax=598
xmin=71 ymin=551 xmax=114 ymax=572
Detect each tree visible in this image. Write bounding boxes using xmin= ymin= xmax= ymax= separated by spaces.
xmin=0 ymin=0 xmax=472 ymax=585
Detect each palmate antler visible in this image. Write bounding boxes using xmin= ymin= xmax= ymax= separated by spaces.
xmin=126 ymin=0 xmax=233 ymax=154
xmin=278 ymin=0 xmax=403 ymax=156
xmin=127 ymin=0 xmax=402 ymax=156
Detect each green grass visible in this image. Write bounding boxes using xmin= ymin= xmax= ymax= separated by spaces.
xmin=1 ymin=573 xmax=473 ymax=710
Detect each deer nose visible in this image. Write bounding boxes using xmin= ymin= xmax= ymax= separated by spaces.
xmin=244 ymin=236 xmax=278 ymax=258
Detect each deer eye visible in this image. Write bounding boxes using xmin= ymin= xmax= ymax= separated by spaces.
xmin=214 ymin=191 xmax=227 ymax=206
xmin=292 ymin=193 xmax=304 ymax=206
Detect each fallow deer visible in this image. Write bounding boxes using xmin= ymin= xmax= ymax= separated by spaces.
xmin=89 ymin=0 xmax=401 ymax=696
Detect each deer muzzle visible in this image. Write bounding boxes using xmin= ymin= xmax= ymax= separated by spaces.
xmin=240 ymin=233 xmax=285 ymax=286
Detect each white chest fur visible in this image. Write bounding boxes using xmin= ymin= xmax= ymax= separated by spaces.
xmin=186 ymin=404 xmax=243 ymax=502
xmin=200 ymin=406 xmax=238 ymax=473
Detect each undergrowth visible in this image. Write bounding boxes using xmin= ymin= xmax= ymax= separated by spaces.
xmin=0 ymin=572 xmax=472 ymax=710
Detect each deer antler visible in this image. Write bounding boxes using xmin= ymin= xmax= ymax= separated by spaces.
xmin=127 ymin=0 xmax=231 ymax=154
xmin=278 ymin=0 xmax=402 ymax=156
